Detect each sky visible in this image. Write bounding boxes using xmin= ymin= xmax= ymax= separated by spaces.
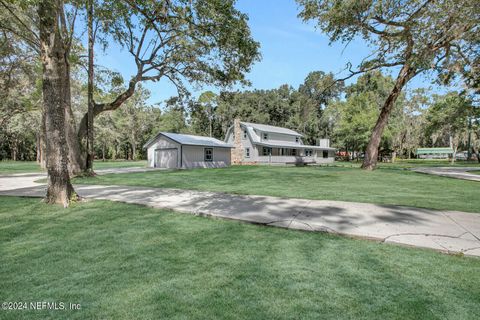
xmin=95 ymin=0 xmax=441 ymax=106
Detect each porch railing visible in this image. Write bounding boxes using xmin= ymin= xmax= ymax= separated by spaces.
xmin=257 ymin=156 xmax=315 ymax=163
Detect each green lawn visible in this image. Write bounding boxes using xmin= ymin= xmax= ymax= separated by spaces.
xmin=0 ymin=161 xmax=43 ymax=174
xmin=0 ymin=160 xmax=146 ymax=174
xmin=332 ymin=159 xmax=480 ymax=169
xmin=1 ymin=196 xmax=479 ymax=319
xmin=74 ymin=165 xmax=480 ymax=213
xmin=469 ymin=170 xmax=480 ymax=175
xmin=93 ymin=160 xmax=146 ymax=170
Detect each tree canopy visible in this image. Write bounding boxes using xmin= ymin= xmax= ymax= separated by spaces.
xmin=297 ymin=0 xmax=479 ymax=169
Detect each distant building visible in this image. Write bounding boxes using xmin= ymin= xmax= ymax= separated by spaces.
xmin=144 ymin=132 xmax=233 ymax=169
xmin=225 ymin=119 xmax=336 ymax=164
xmin=416 ymin=147 xmax=454 ymax=159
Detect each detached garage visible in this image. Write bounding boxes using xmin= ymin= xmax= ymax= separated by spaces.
xmin=144 ymin=132 xmax=233 ymax=169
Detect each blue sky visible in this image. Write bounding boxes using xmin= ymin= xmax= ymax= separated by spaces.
xmin=95 ymin=0 xmax=440 ymax=106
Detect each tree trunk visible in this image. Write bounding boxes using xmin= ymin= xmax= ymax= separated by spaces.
xmin=63 ymin=24 xmax=84 ymax=177
xmin=451 ymin=146 xmax=457 ymax=164
xmin=209 ymin=115 xmax=212 ymax=137
xmin=472 ymin=144 xmax=480 ymax=164
xmin=65 ymin=92 xmax=85 ymax=175
xmin=131 ymin=139 xmax=137 ymax=160
xmin=362 ymin=65 xmax=416 ymax=170
xmin=36 ymin=132 xmax=41 ymax=163
xmin=59 ymin=15 xmax=84 ymax=177
xmin=12 ymin=140 xmax=17 ymax=161
xmin=39 ymin=0 xmax=76 ymax=206
xmin=38 ymin=111 xmax=47 ymax=169
xmin=75 ymin=74 xmax=140 ymax=171
xmin=85 ymin=0 xmax=95 ymax=173
xmin=472 ymin=130 xmax=480 ymax=163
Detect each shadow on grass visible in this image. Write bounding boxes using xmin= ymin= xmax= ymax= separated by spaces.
xmin=1 ymin=197 xmax=479 ymax=319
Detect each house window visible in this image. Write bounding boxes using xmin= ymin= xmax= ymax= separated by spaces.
xmin=263 ymin=133 xmax=268 ymax=140
xmin=262 ymin=147 xmax=271 ymax=156
xmin=204 ymin=148 xmax=213 ymax=162
xmin=305 ymin=149 xmax=312 ymax=157
xmin=295 ymin=136 xmax=299 ymax=143
xmin=292 ymin=149 xmax=297 ymax=156
xmin=245 ymin=148 xmax=250 ymax=158
xmin=323 ymin=150 xmax=328 ymax=158
xmin=243 ymin=130 xmax=247 ymax=139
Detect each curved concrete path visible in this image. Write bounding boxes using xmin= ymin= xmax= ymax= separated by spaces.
xmin=411 ymin=167 xmax=480 ymax=182
xmin=1 ymin=168 xmax=480 ymax=257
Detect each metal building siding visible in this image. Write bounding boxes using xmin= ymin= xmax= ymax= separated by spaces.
xmin=181 ymin=145 xmax=231 ymax=169
xmin=241 ymin=130 xmax=258 ymax=161
xmin=147 ymin=136 xmax=180 ymax=168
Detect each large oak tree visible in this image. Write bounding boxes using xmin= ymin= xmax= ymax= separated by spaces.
xmin=1 ymin=0 xmax=259 ymax=205
xmin=38 ymin=0 xmax=76 ymax=205
xmin=297 ymin=0 xmax=479 ymax=169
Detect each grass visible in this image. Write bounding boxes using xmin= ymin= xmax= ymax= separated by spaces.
xmin=332 ymin=159 xmax=480 ymax=169
xmin=0 ymin=161 xmax=43 ymax=174
xmin=2 ymin=158 xmax=476 ymax=174
xmin=1 ymin=196 xmax=479 ymax=319
xmin=0 ymin=160 xmax=146 ymax=174
xmin=390 ymin=159 xmax=480 ymax=167
xmin=74 ymin=164 xmax=480 ymax=213
xmin=469 ymin=170 xmax=480 ymax=175
xmin=92 ymin=160 xmax=146 ymax=170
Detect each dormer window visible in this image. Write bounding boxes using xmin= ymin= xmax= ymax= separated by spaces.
xmin=263 ymin=133 xmax=268 ymax=140
xmin=295 ymin=136 xmax=299 ymax=143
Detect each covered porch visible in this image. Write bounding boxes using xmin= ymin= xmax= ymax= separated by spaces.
xmin=257 ymin=146 xmax=330 ymax=164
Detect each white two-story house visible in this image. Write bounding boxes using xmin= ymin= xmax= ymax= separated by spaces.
xmin=225 ymin=119 xmax=336 ymax=164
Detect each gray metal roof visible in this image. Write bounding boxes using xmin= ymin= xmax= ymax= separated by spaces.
xmin=241 ymin=122 xmax=302 ymax=136
xmin=144 ymin=132 xmax=233 ymax=149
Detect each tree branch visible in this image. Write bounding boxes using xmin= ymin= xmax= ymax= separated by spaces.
xmin=0 ymin=23 xmax=40 ymax=52
xmin=337 ymin=61 xmax=406 ymax=83
xmin=66 ymin=6 xmax=78 ymax=50
xmin=0 ymin=0 xmax=40 ymax=41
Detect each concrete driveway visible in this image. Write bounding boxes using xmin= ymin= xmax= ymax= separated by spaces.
xmin=1 ymin=169 xmax=480 ymax=257
xmin=412 ymin=167 xmax=480 ymax=182
xmin=0 ymin=167 xmax=159 ymax=191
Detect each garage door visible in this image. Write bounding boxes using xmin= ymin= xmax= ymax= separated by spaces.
xmin=154 ymin=148 xmax=178 ymax=168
